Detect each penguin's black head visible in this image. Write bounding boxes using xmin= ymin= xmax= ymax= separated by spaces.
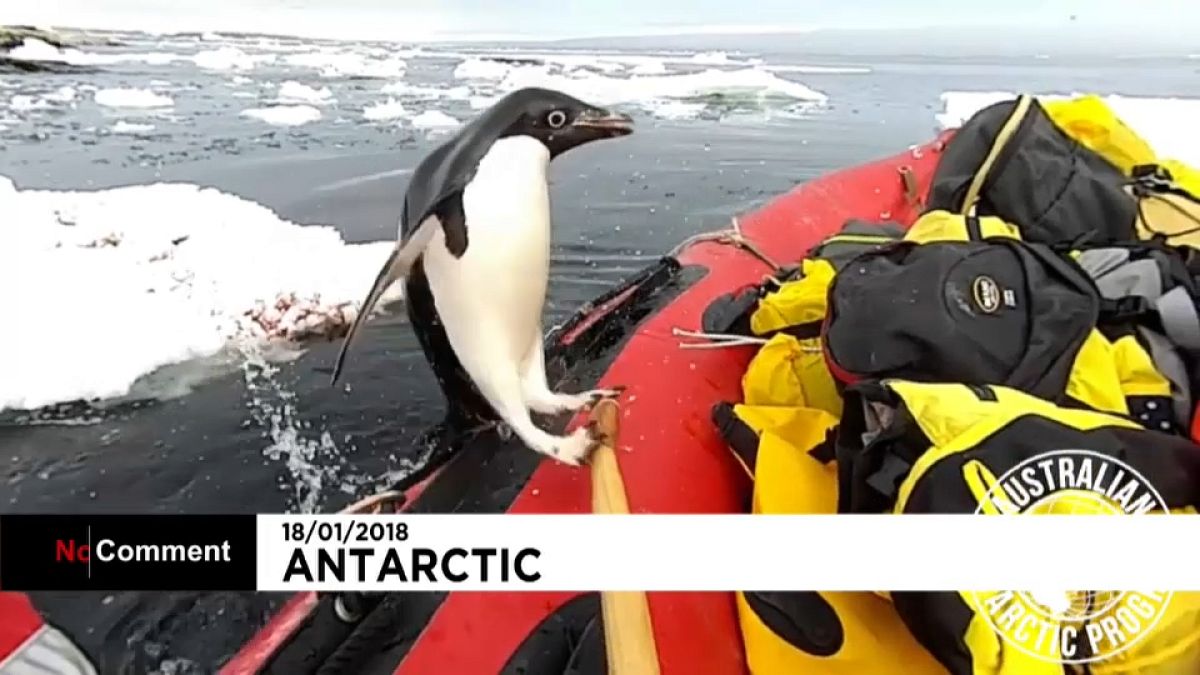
xmin=497 ymin=87 xmax=633 ymax=157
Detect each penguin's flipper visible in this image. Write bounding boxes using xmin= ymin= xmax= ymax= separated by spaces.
xmin=329 ymin=217 xmax=438 ymax=385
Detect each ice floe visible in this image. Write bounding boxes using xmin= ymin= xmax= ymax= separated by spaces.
xmin=0 ymin=176 xmax=400 ymax=412
xmin=5 ymin=86 xmax=80 ymax=113
xmin=111 ymin=120 xmax=156 ymax=134
xmin=275 ymin=80 xmax=334 ymax=104
xmin=379 ymin=81 xmax=471 ymax=100
xmin=9 ymin=94 xmax=50 ymax=112
xmin=763 ymin=64 xmax=872 ymax=74
xmin=283 ymin=49 xmax=406 ymax=79
xmin=441 ymin=49 xmax=764 ymax=75
xmin=93 ymin=88 xmax=174 ymax=108
xmin=469 ymin=65 xmax=827 ymax=118
xmin=193 ymin=46 xmax=277 ymax=71
xmin=453 ymin=58 xmax=512 ymax=81
xmin=9 ymin=38 xmax=184 ymax=66
xmin=410 ymin=110 xmax=460 ymax=130
xmin=240 ymin=104 xmax=322 ymax=126
xmin=362 ymin=98 xmax=408 ymax=121
xmin=43 ymin=86 xmax=78 ymax=103
xmin=690 ymin=51 xmax=735 ymax=65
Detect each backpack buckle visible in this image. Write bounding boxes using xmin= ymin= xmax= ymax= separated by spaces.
xmin=1131 ymin=164 xmax=1177 ymax=194
xmin=1098 ymin=296 xmax=1155 ymax=324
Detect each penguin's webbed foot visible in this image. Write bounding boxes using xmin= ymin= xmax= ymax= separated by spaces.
xmin=583 ymin=385 xmax=626 ymax=408
xmin=527 ymin=386 xmax=625 ymax=415
xmin=550 ymin=422 xmax=605 ymax=466
xmin=574 ymin=386 xmax=626 ymax=411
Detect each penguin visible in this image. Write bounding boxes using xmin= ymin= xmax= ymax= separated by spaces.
xmin=330 ymin=87 xmax=634 ymax=465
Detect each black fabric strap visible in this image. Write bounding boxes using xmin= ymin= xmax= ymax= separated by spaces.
xmin=966 ymin=214 xmax=983 ymax=240
xmin=807 ymin=427 xmax=838 ymax=464
xmin=865 ymin=453 xmax=913 ymax=502
xmin=743 ymin=591 xmax=845 ymax=657
xmin=780 ymin=321 xmax=824 ymax=342
xmin=701 ymin=287 xmax=762 ymax=336
xmin=711 ymin=402 xmax=760 ymax=476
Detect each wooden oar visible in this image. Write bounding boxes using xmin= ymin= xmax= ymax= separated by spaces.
xmin=588 ymin=399 xmax=662 ymax=675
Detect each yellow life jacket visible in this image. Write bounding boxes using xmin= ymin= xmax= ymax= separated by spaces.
xmin=1042 ymin=95 xmax=1200 ymax=199
xmin=1040 ymin=95 xmax=1200 ymax=250
xmin=743 ymin=258 xmax=843 ymax=417
xmin=737 ymin=221 xmax=905 ymax=418
xmin=833 ymin=379 xmax=1200 ymax=675
xmin=711 ymin=402 xmax=948 ymax=675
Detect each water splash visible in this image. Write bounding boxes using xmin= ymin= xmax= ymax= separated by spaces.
xmin=237 ymin=342 xmax=346 ymax=513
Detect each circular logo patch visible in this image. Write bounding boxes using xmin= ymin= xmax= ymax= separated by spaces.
xmin=965 ymin=449 xmax=1172 ymax=665
xmin=972 ymin=275 xmax=1002 ymax=314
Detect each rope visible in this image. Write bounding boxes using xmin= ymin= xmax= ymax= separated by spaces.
xmin=668 ymin=216 xmax=783 ymax=273
xmin=672 ymin=327 xmax=769 ymax=350
xmin=666 ymin=218 xmax=792 ymax=349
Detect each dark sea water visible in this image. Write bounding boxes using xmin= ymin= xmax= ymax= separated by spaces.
xmin=2 ymin=28 xmax=1199 ymax=673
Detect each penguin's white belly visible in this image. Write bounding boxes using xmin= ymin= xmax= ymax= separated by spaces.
xmin=424 ymin=136 xmax=552 ymax=368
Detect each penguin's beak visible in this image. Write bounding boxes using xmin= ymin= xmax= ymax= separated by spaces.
xmin=572 ymin=109 xmax=634 ymax=136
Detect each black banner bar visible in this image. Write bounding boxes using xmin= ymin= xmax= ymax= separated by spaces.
xmin=0 ymin=515 xmax=256 ymax=591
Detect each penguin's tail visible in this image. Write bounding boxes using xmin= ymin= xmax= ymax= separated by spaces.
xmin=329 ymin=220 xmax=437 ymax=386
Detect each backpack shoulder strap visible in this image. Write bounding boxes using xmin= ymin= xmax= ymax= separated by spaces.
xmin=961 ymin=94 xmax=1035 ymax=216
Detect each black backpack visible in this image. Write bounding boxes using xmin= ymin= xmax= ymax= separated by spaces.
xmin=822 ymin=236 xmax=1100 ymax=404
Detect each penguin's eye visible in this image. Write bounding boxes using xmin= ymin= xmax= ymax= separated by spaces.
xmin=546 ymin=110 xmax=567 ymax=129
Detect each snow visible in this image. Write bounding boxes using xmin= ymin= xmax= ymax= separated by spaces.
xmin=937 ymin=91 xmax=1200 ymax=166
xmin=93 ymin=88 xmax=174 ymax=109
xmin=0 ymin=176 xmax=401 ymax=412
xmin=239 ymin=104 xmax=322 ymax=126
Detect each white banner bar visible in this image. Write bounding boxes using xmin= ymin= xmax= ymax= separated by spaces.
xmin=255 ymin=514 xmax=1200 ymax=592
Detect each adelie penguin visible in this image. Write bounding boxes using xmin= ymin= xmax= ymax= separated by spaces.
xmin=331 ymin=87 xmax=634 ymax=465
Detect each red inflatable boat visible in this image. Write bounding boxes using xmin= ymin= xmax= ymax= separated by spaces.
xmin=0 ymin=132 xmax=951 ymax=675
xmin=215 ymin=132 xmax=952 ymax=675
